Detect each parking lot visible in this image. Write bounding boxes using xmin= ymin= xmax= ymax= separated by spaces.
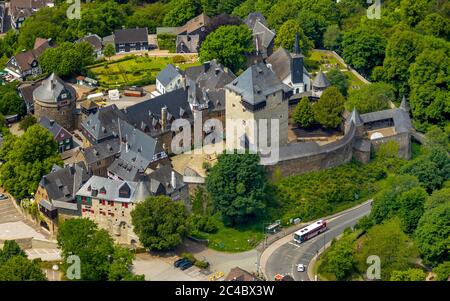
xmin=133 ymin=253 xmax=210 ymax=281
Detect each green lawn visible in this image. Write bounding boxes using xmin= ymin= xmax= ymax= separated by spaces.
xmin=87 ymin=55 xmax=200 ymax=88
xmin=193 ymin=218 xmax=264 ymax=253
xmin=307 ymin=50 xmax=366 ymax=91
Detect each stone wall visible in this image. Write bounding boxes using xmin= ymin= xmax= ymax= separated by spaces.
xmin=370 ymin=132 xmax=411 ymax=160
xmin=265 ymin=124 xmax=356 ymax=177
xmin=34 ymin=100 xmax=76 ymax=131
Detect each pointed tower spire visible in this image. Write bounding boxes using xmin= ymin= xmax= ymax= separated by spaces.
xmin=400 ymin=95 xmax=410 ymax=112
xmin=349 ymin=107 xmax=363 ymax=126
xmin=293 ymin=32 xmax=300 ymax=55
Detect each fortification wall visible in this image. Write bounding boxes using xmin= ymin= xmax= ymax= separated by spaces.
xmin=370 ymin=132 xmax=411 ymax=160
xmin=266 ymin=124 xmax=356 ymax=177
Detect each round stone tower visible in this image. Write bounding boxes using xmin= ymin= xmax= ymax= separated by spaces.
xmin=33 ymin=73 xmax=77 ymax=131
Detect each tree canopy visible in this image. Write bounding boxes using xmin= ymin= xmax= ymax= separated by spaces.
xmin=199 ymin=25 xmax=254 ymax=73
xmin=346 ymin=82 xmax=395 ymax=114
xmin=57 ymin=218 xmax=143 ymax=280
xmin=131 ymin=196 xmax=187 ymax=251
xmin=206 ymin=153 xmax=268 ymax=226
xmin=293 ymin=97 xmax=315 ymax=128
xmin=0 ymin=124 xmax=62 ymax=199
xmin=0 ymin=83 xmax=26 ymax=117
xmin=313 ymin=86 xmax=345 ymax=129
xmin=274 ymin=19 xmax=313 ymax=55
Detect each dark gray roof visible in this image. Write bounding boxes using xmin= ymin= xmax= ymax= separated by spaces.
xmin=176 ymin=34 xmax=200 ymax=53
xmin=252 ymin=21 xmax=275 ymax=58
xmin=244 ymin=12 xmax=268 ymax=29
xmin=118 ymin=121 xmax=164 ymax=171
xmin=39 ymin=162 xmax=90 ymax=203
xmin=38 ymin=116 xmax=72 ymax=142
xmin=82 ymin=138 xmax=120 ymax=165
xmin=157 ymin=64 xmax=182 ymax=87
xmin=82 ymin=105 xmax=125 ymax=142
xmin=32 ymin=73 xmax=76 ymax=103
xmin=187 ymin=60 xmax=236 ymax=112
xmin=225 ymin=62 xmax=291 ymax=106
xmin=114 ymin=28 xmax=148 ymax=44
xmin=76 ymin=34 xmax=103 ymax=52
xmin=266 ymin=47 xmax=309 ymax=82
xmin=18 ymin=80 xmax=42 ymax=106
xmin=121 ymin=88 xmax=192 ymax=136
xmin=348 ymin=108 xmax=364 ymax=127
xmin=148 ymin=165 xmax=185 ymax=195
xmin=107 ymin=158 xmax=140 ymax=182
xmin=313 ymin=71 xmax=330 ymax=89
xmin=360 ymin=108 xmax=412 ymax=134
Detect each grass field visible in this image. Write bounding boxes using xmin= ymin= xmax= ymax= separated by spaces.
xmin=193 ymin=217 xmax=264 ymax=253
xmin=307 ymin=50 xmax=366 ymax=91
xmin=88 ymin=55 xmax=200 ymax=88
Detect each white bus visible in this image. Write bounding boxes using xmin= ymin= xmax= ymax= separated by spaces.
xmin=293 ymin=220 xmax=328 ymax=244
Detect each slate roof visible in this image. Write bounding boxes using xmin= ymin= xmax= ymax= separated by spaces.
xmin=252 ymin=21 xmax=275 ymax=58
xmin=176 ymin=34 xmax=200 ymax=53
xmin=82 ymin=138 xmax=120 ymax=165
xmin=360 ymin=108 xmax=412 ymax=134
xmin=6 ymin=38 xmax=50 ymax=73
xmin=187 ymin=60 xmax=236 ymax=112
xmin=77 ymin=175 xmax=147 ymax=204
xmin=39 ymin=162 xmax=90 ymax=204
xmin=177 ymin=13 xmax=211 ymax=35
xmin=32 ymin=73 xmax=76 ymax=103
xmin=118 ymin=121 xmax=164 ymax=171
xmin=266 ymin=47 xmax=309 ymax=82
xmin=157 ymin=64 xmax=182 ymax=87
xmin=225 ymin=267 xmax=261 ymax=281
xmin=38 ymin=116 xmax=72 ymax=142
xmin=18 ymin=80 xmax=42 ymax=106
xmin=76 ymin=34 xmax=103 ymax=52
xmin=121 ymin=88 xmax=192 ymax=135
xmin=312 ymin=71 xmax=330 ymax=89
xmin=107 ymin=158 xmax=140 ymax=182
xmin=225 ymin=62 xmax=291 ymax=106
xmin=348 ymin=108 xmax=364 ymax=127
xmin=114 ymin=27 xmax=148 ymax=44
xmin=82 ymin=105 xmax=125 ymax=142
xmin=148 ymin=165 xmax=185 ymax=195
xmin=244 ymin=12 xmax=268 ymax=29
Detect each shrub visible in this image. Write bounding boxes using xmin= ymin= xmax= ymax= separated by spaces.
xmin=173 ymin=55 xmax=186 ymax=64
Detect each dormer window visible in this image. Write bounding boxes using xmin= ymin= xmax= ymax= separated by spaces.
xmin=100 ymin=187 xmax=106 ymax=194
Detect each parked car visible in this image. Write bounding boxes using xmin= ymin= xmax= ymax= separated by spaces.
xmin=297 ymin=264 xmax=305 ymax=272
xmin=174 ymin=258 xmax=187 ymax=268
xmin=0 ymin=193 xmax=7 ymax=200
xmin=179 ymin=260 xmax=193 ymax=270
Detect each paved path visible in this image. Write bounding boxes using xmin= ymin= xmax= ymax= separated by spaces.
xmin=262 ymin=200 xmax=372 ymax=281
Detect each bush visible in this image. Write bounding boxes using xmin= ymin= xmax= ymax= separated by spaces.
xmin=181 ymin=252 xmax=210 ymax=269
xmin=172 ymin=55 xmax=186 ymax=64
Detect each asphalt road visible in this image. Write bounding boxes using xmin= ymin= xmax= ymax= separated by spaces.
xmin=265 ymin=201 xmax=372 ymax=281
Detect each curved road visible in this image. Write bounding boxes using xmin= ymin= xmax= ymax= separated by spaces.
xmin=265 ymin=201 xmax=372 ymax=281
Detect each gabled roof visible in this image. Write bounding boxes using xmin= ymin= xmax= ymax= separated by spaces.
xmin=176 ymin=34 xmax=200 ymax=53
xmin=7 ymin=37 xmax=50 ymax=73
xmin=82 ymin=138 xmax=120 ymax=165
xmin=252 ymin=21 xmax=275 ymax=49
xmin=76 ymin=34 xmax=103 ymax=52
xmin=157 ymin=64 xmax=182 ymax=87
xmin=266 ymin=47 xmax=309 ymax=82
xmin=360 ymin=108 xmax=412 ymax=134
xmin=313 ymin=71 xmax=330 ymax=89
xmin=82 ymin=105 xmax=126 ymax=142
xmin=225 ymin=62 xmax=291 ymax=106
xmin=244 ymin=12 xmax=268 ymax=29
xmin=39 ymin=162 xmax=89 ymax=204
xmin=76 ymin=175 xmax=145 ymax=204
xmin=148 ymin=165 xmax=185 ymax=195
xmin=177 ymin=13 xmax=211 ymax=35
xmin=114 ymin=27 xmax=148 ymax=44
xmin=38 ymin=116 xmax=72 ymax=142
xmin=225 ymin=267 xmax=261 ymax=281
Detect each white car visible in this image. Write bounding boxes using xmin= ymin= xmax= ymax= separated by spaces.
xmin=297 ymin=264 xmax=306 ymax=272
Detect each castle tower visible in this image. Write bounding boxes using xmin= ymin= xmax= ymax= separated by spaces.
xmin=291 ymin=33 xmax=305 ymax=85
xmin=33 ymin=73 xmax=76 ymax=131
xmin=225 ymin=63 xmax=291 ymax=150
xmin=312 ymin=71 xmax=330 ymax=98
xmin=347 ymin=107 xmax=364 ymax=137
xmin=400 ymin=95 xmax=410 ymax=113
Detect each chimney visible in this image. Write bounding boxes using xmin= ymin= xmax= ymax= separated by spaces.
xmin=171 ymin=171 xmax=176 ymax=189
xmin=161 ymin=106 xmax=167 ymax=129
xmin=49 ymin=119 xmax=55 ymax=126
xmin=215 ymin=68 xmax=220 ymax=76
xmin=203 ymin=61 xmax=210 ymax=73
